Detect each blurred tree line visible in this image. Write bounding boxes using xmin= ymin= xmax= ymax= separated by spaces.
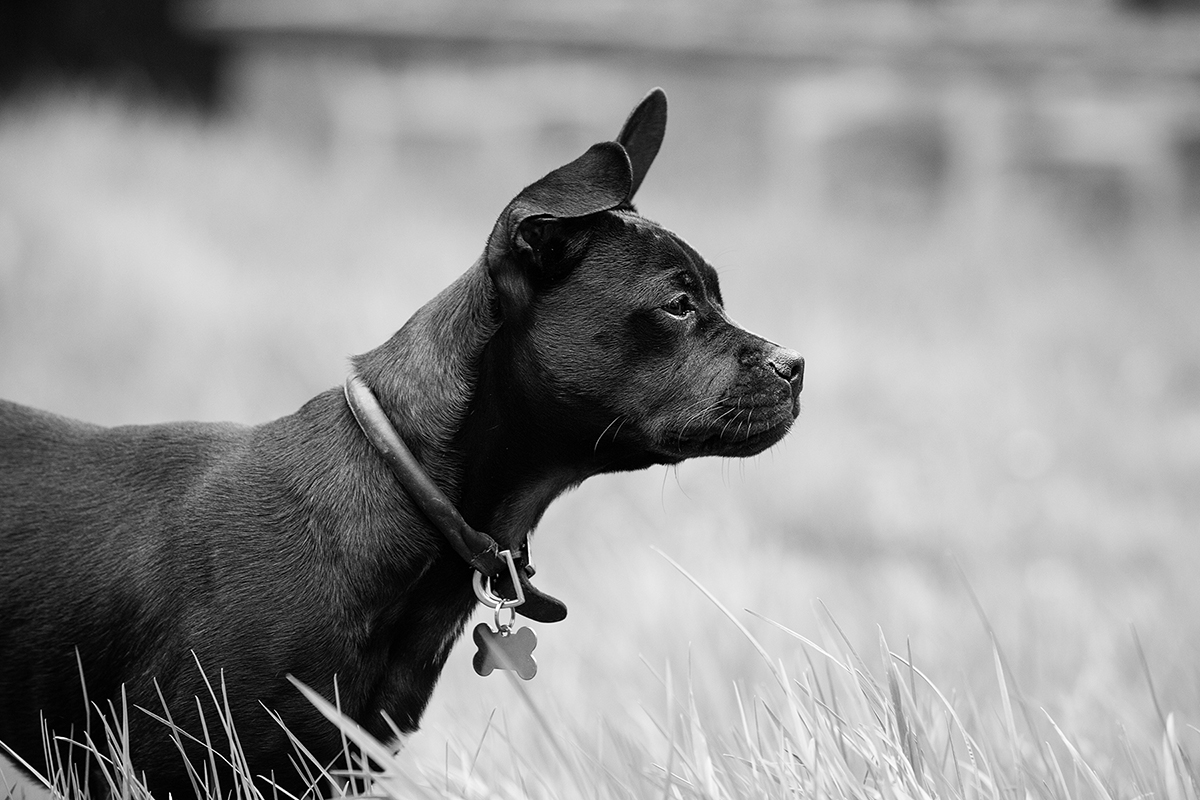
xmin=0 ymin=0 xmax=223 ymax=105
xmin=3 ymin=0 xmax=1199 ymax=110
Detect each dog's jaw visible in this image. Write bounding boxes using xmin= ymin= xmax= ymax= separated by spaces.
xmin=666 ymin=409 xmax=798 ymax=461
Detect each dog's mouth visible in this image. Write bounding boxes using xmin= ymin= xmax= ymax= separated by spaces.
xmin=661 ymin=394 xmax=798 ymax=459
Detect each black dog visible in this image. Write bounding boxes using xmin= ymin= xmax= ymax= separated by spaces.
xmin=0 ymin=89 xmax=802 ymax=798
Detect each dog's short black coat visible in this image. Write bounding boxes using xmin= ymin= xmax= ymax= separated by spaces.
xmin=0 ymin=89 xmax=802 ymax=798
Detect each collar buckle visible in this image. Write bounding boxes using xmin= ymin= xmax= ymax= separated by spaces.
xmin=472 ymin=550 xmax=525 ymax=609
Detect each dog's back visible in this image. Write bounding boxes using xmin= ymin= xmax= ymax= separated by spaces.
xmin=0 ymin=399 xmax=252 ymax=762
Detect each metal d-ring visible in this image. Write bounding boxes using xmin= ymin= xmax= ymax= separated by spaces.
xmin=493 ymin=603 xmax=516 ymax=634
xmin=472 ymin=549 xmax=526 ymax=610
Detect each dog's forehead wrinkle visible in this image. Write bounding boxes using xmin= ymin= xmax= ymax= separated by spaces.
xmin=624 ymin=228 xmax=713 ymax=296
xmin=654 ymin=230 xmax=722 ymax=305
xmin=611 ymin=209 xmax=676 ymax=245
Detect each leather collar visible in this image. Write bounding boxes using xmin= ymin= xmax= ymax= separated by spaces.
xmin=343 ymin=375 xmax=566 ymax=623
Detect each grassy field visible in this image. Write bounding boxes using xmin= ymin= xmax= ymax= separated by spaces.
xmin=1 ymin=72 xmax=1198 ymax=798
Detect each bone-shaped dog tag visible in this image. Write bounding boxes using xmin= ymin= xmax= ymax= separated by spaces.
xmin=472 ymin=622 xmax=538 ymax=680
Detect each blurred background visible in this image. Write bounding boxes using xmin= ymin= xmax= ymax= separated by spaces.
xmin=2 ymin=0 xmax=1200 ymax=793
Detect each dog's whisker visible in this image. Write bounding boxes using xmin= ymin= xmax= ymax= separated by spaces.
xmin=675 ymin=401 xmax=724 ymax=448
xmin=678 ymin=406 xmax=715 ymax=434
xmin=593 ymin=415 xmax=625 ymax=453
xmin=713 ymin=405 xmax=740 ymax=424
xmin=718 ymin=408 xmax=745 ymax=441
xmin=674 ymin=405 xmax=707 ymax=443
xmin=674 ymin=395 xmax=721 ymax=421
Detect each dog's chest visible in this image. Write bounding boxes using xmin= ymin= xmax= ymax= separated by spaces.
xmin=348 ymin=555 xmax=479 ymax=734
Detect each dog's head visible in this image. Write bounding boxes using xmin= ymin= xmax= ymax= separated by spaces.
xmin=349 ymin=88 xmax=803 ymax=624
xmin=482 ymin=89 xmax=803 ymax=471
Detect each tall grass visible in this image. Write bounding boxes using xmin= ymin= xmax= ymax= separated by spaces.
xmin=5 ymin=559 xmax=1198 ymax=800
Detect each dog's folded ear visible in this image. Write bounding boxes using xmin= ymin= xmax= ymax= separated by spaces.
xmin=616 ymin=87 xmax=668 ymax=200
xmin=487 ymin=141 xmax=632 ymax=314
xmin=508 ymin=141 xmax=633 ymax=222
xmin=486 ymin=89 xmax=668 ymax=316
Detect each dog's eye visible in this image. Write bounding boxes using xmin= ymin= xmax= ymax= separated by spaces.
xmin=662 ymin=295 xmax=695 ymax=319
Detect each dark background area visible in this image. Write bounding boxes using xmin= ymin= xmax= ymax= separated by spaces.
xmin=3 ymin=0 xmax=1200 ymax=111
xmin=0 ymin=0 xmax=223 ymax=105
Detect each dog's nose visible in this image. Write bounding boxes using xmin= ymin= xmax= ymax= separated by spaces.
xmin=769 ymin=349 xmax=804 ymax=394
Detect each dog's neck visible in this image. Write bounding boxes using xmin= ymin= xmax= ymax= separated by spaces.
xmin=350 ymin=258 xmax=578 ymax=553
xmin=343 ymin=374 xmax=512 ymax=576
xmin=451 ymin=382 xmax=586 ymax=552
xmin=351 ymin=261 xmax=495 ymax=503
xmin=453 ymin=308 xmax=633 ymax=549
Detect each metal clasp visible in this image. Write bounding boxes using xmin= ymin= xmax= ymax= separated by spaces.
xmin=472 ymin=549 xmax=525 ymax=610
